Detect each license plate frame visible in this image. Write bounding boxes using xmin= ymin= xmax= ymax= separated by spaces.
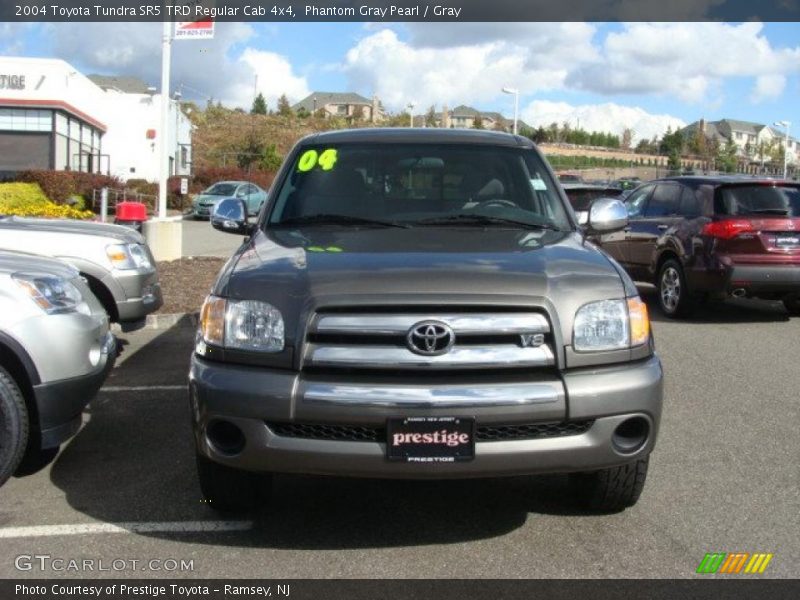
xmin=386 ymin=416 xmax=476 ymax=463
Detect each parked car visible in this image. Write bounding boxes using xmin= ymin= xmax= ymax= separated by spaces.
xmin=191 ymin=128 xmax=663 ymax=513
xmin=593 ymin=176 xmax=800 ymax=317
xmin=0 ymin=216 xmax=163 ymax=328
xmin=562 ymin=183 xmax=624 ymax=224
xmin=557 ymin=172 xmax=584 ymax=183
xmin=0 ymin=250 xmax=116 ymax=487
xmin=190 ymin=181 xmax=267 ymax=219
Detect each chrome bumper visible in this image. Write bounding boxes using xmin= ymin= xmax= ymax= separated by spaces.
xmin=190 ymin=354 xmax=663 ymax=478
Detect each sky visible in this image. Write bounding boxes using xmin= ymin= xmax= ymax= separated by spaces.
xmin=2 ymin=21 xmax=800 ymax=142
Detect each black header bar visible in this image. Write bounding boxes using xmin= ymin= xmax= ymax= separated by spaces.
xmin=3 ymin=0 xmax=800 ymax=22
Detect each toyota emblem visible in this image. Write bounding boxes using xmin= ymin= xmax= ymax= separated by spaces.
xmin=406 ymin=321 xmax=455 ymax=356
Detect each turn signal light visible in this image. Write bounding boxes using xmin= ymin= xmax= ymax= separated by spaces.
xmin=627 ymin=297 xmax=650 ymax=347
xmin=701 ymin=219 xmax=754 ymax=240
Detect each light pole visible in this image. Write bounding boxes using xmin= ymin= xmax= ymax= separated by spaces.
xmin=407 ymin=102 xmax=415 ymax=127
xmin=773 ymin=120 xmax=791 ymax=180
xmin=502 ymin=87 xmax=519 ymax=135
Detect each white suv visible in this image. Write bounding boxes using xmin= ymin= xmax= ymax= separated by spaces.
xmin=0 ymin=251 xmax=116 ymax=487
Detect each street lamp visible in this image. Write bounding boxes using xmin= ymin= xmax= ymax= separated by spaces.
xmin=773 ymin=120 xmax=791 ymax=180
xmin=407 ymin=102 xmax=416 ymax=127
xmin=502 ymin=87 xmax=519 ymax=135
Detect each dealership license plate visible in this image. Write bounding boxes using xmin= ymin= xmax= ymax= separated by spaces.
xmin=386 ymin=417 xmax=475 ymax=462
xmin=775 ymin=234 xmax=800 ymax=248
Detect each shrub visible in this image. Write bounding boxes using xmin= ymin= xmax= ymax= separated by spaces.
xmin=15 ymin=170 xmax=122 ymax=206
xmin=0 ymin=182 xmax=94 ymax=219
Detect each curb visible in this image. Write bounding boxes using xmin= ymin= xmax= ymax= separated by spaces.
xmin=111 ymin=312 xmax=198 ymax=332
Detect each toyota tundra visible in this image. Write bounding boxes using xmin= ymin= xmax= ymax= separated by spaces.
xmin=190 ymin=129 xmax=663 ymax=513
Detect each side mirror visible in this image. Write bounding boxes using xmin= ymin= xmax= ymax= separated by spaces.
xmin=211 ymin=198 xmax=251 ymax=235
xmin=585 ymin=197 xmax=628 ymax=234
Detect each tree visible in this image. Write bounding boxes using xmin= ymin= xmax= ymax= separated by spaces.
xmin=621 ymin=128 xmax=634 ymax=151
xmin=351 ymin=105 xmax=365 ymax=121
xmin=276 ymin=94 xmax=292 ymax=117
xmin=260 ymin=144 xmax=283 ymax=172
xmin=716 ymin=139 xmax=739 ymax=173
xmin=425 ymin=105 xmax=437 ymax=127
xmin=297 ymin=107 xmax=310 ymax=119
xmin=473 ymin=115 xmax=485 ymax=130
xmin=251 ymin=93 xmax=267 ymax=115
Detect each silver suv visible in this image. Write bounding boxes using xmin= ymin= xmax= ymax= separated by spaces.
xmin=0 ymin=217 xmax=162 ymax=328
xmin=191 ymin=129 xmax=663 ymax=513
xmin=0 ymin=251 xmax=115 ymax=487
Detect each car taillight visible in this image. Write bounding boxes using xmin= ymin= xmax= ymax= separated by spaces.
xmin=701 ymin=219 xmax=754 ymax=240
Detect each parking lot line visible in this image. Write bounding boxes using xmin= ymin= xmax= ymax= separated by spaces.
xmin=100 ymin=385 xmax=188 ymax=392
xmin=0 ymin=521 xmax=254 ymax=539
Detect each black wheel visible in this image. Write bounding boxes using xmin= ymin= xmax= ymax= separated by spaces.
xmin=783 ymin=294 xmax=800 ymax=316
xmin=657 ymin=259 xmax=693 ymax=318
xmin=195 ymin=453 xmax=267 ymax=513
xmin=571 ymin=456 xmax=650 ymax=512
xmin=0 ymin=366 xmax=29 ymax=488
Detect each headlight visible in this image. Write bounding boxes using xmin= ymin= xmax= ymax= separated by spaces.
xmin=199 ymin=295 xmax=284 ymax=353
xmin=13 ymin=273 xmax=84 ymax=315
xmin=573 ymin=297 xmax=649 ymax=352
xmin=106 ymin=244 xmax=152 ymax=270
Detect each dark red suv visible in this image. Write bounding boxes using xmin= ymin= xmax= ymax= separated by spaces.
xmin=594 ymin=176 xmax=800 ymax=317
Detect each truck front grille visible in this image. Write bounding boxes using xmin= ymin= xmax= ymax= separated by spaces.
xmin=267 ymin=420 xmax=594 ymax=443
xmin=303 ymin=307 xmax=555 ymax=371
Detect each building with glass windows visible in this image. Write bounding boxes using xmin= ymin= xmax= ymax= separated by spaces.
xmin=0 ymin=57 xmax=191 ymax=181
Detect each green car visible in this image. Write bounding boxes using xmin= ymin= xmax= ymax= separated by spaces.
xmin=191 ymin=181 xmax=267 ymax=219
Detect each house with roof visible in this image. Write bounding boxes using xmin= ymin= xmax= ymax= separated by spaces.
xmin=292 ymin=92 xmax=383 ymax=122
xmin=416 ymin=105 xmax=527 ymax=132
xmin=680 ymin=118 xmax=798 ymax=165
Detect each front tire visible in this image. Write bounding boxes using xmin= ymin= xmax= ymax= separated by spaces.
xmin=0 ymin=366 xmax=29 ymax=488
xmin=571 ymin=456 xmax=650 ymax=512
xmin=195 ymin=454 xmax=268 ymax=513
xmin=657 ymin=259 xmax=693 ymax=318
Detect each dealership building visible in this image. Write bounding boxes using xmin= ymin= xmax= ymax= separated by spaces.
xmin=0 ymin=56 xmax=192 ymax=181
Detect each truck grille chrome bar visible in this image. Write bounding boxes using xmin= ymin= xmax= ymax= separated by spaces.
xmin=304 ymin=309 xmax=554 ymax=370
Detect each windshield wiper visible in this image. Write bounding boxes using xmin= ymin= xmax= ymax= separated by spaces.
xmin=743 ymin=208 xmax=790 ymax=215
xmin=413 ymin=214 xmax=561 ymax=230
xmin=275 ymin=214 xmax=410 ymax=228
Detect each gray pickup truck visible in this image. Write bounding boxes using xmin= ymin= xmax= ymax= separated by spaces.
xmin=191 ymin=129 xmax=663 ymax=513
xmin=0 ymin=217 xmax=162 ymax=327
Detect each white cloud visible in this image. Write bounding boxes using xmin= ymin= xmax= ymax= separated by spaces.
xmin=750 ymin=74 xmax=786 ymax=103
xmin=238 ymin=49 xmax=311 ymax=107
xmin=44 ymin=22 xmax=308 ymax=109
xmin=522 ymin=100 xmax=685 ymax=142
xmin=567 ymin=22 xmax=800 ymax=103
xmin=342 ymin=25 xmax=597 ymax=111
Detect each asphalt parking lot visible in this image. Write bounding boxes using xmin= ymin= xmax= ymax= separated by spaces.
xmin=0 ymin=292 xmax=798 ymax=579
xmin=181 ymin=219 xmax=245 ymax=258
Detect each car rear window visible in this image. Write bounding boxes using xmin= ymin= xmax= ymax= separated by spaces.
xmin=268 ymin=143 xmax=572 ymax=229
xmin=715 ymin=185 xmax=800 ymax=217
xmin=564 ymin=188 xmax=619 ymax=211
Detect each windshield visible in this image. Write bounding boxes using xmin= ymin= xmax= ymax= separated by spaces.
xmin=716 ymin=185 xmax=800 ymax=216
xmin=203 ymin=183 xmax=238 ymax=196
xmin=268 ymin=143 xmax=571 ymax=230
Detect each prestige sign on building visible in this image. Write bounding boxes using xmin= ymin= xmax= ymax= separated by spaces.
xmin=0 ymin=74 xmax=25 ymax=90
xmin=0 ymin=56 xmax=192 ymax=181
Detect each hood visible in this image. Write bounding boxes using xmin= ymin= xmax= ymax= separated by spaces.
xmin=0 ymin=249 xmax=80 ymax=279
xmin=219 ymin=227 xmax=628 ymax=343
xmin=0 ymin=216 xmax=144 ymax=244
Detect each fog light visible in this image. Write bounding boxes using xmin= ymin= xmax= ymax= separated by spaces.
xmin=206 ymin=420 xmax=246 ymax=456
xmin=612 ymin=417 xmax=649 ymax=454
